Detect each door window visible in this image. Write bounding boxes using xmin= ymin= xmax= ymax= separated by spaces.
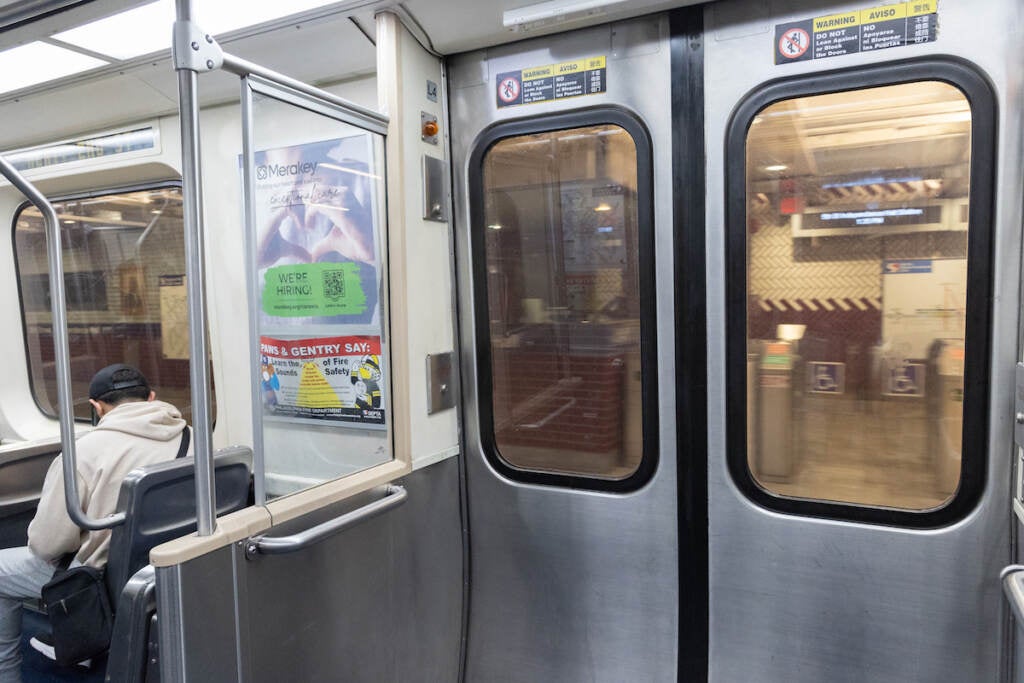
xmin=729 ymin=63 xmax=995 ymax=522
xmin=474 ymin=114 xmax=656 ymax=489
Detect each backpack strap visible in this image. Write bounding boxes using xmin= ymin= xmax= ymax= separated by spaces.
xmin=175 ymin=427 xmax=191 ymax=459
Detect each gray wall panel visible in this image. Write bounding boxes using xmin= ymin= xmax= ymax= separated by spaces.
xmin=164 ymin=458 xmax=462 ymax=682
xmin=158 ymin=551 xmax=241 ymax=683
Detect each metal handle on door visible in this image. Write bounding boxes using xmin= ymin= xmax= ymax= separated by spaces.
xmin=245 ymin=485 xmax=407 ymax=559
xmin=1002 ymin=565 xmax=1024 ymax=625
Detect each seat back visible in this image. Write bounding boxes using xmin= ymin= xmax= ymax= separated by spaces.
xmin=105 ymin=446 xmax=253 ymax=601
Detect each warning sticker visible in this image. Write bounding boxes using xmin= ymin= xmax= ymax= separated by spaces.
xmin=496 ymin=56 xmax=606 ymax=108
xmin=775 ymin=1 xmax=937 ymax=65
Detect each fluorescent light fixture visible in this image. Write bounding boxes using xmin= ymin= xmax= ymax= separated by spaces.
xmin=488 ymin=224 xmax=503 ymax=231
xmin=52 ymin=1 xmax=174 ymax=60
xmin=53 ymin=0 xmax=345 ymax=61
xmin=503 ymin=0 xmax=629 ymax=30
xmin=764 ymin=164 xmax=788 ymax=172
xmin=776 ymin=324 xmax=806 ymax=342
xmin=0 ymin=42 xmax=106 ymax=94
xmin=594 ymin=202 xmax=613 ymax=212
xmin=55 ymin=213 xmax=147 ymax=227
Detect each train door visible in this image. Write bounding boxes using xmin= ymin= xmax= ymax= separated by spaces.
xmin=450 ymin=11 xmax=700 ymax=681
xmin=705 ymin=0 xmax=1023 ymax=681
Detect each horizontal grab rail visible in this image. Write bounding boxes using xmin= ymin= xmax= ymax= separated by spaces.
xmin=222 ymin=52 xmax=388 ymax=135
xmin=520 ymin=398 xmax=577 ymax=430
xmin=245 ymin=485 xmax=407 ymax=559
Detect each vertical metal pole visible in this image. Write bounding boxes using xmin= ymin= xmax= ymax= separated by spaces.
xmin=175 ymin=0 xmax=216 ymax=535
xmin=240 ymin=76 xmax=266 ymax=505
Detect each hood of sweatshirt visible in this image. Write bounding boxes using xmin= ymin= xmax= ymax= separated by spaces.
xmin=92 ymin=400 xmax=186 ymax=442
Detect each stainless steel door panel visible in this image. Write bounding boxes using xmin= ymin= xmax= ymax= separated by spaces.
xmin=450 ymin=16 xmax=679 ymax=682
xmin=704 ymin=1 xmax=1024 ymax=681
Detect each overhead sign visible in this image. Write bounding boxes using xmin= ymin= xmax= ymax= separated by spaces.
xmin=775 ymin=1 xmax=938 ymax=65
xmin=496 ymin=56 xmax=606 ymax=108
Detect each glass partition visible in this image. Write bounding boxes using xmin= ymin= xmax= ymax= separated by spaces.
xmin=245 ymin=80 xmax=390 ymax=499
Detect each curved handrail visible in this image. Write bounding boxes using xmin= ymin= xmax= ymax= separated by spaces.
xmin=245 ymin=485 xmax=407 ymax=558
xmin=0 ymin=155 xmax=124 ymax=530
xmin=1002 ymin=565 xmax=1024 ymax=625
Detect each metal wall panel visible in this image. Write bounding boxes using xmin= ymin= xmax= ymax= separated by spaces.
xmin=157 ymin=551 xmax=240 ymax=682
xmin=160 ymin=458 xmax=463 ymax=682
xmin=704 ymin=0 xmax=1024 ymax=680
xmin=449 ymin=16 xmax=680 ymax=682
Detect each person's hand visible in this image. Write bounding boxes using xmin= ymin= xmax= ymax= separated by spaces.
xmin=257 ymin=207 xmax=311 ymax=267
xmin=307 ymin=203 xmax=374 ymax=264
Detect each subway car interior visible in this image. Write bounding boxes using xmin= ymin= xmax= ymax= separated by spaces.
xmin=0 ymin=0 xmax=1019 ymax=681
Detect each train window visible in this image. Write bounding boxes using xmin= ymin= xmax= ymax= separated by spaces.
xmin=729 ymin=62 xmax=995 ymax=523
xmin=473 ymin=111 xmax=656 ymax=489
xmin=14 ymin=186 xmax=210 ymax=423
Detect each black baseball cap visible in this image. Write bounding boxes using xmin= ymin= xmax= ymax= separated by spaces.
xmin=88 ymin=364 xmax=150 ymax=401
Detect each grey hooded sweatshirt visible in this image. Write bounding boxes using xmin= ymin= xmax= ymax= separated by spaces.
xmin=27 ymin=399 xmax=190 ymax=568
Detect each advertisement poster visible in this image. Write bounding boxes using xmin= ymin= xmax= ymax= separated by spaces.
xmin=260 ymin=335 xmax=385 ymax=427
xmin=560 ymin=181 xmax=627 ymax=273
xmin=881 ymin=258 xmax=967 ymax=360
xmin=159 ymin=274 xmax=188 ymax=359
xmin=253 ymin=136 xmax=381 ymax=326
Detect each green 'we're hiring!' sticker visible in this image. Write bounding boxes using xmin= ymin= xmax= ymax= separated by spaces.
xmin=262 ymin=262 xmax=367 ymax=317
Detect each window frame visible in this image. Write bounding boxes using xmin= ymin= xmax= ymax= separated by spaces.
xmin=13 ymin=180 xmax=189 ymax=422
xmin=468 ymin=106 xmax=659 ymax=492
xmin=725 ymin=57 xmax=996 ymax=527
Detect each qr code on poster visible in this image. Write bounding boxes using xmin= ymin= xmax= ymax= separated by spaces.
xmin=322 ymin=269 xmax=346 ymax=300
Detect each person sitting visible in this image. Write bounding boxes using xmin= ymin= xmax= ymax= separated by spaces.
xmin=0 ymin=364 xmax=190 ymax=682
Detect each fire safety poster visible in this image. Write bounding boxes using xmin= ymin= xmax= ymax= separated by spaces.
xmin=259 ymin=335 xmax=385 ymax=427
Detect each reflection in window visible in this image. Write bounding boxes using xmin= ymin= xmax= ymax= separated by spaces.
xmin=14 ymin=187 xmax=209 ymax=423
xmin=482 ymin=124 xmax=644 ymax=480
xmin=744 ymin=82 xmax=971 ymax=509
